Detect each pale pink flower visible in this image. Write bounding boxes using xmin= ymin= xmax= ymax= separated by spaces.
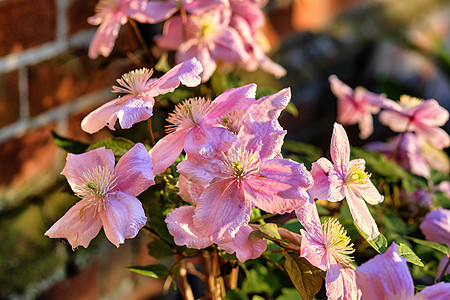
xmin=356 ymin=242 xmax=450 ymax=300
xmin=81 ymin=58 xmax=202 ymax=134
xmin=308 ymin=123 xmax=384 ymax=239
xmin=379 ymin=95 xmax=450 ymax=149
xmin=150 ymin=84 xmax=257 ymax=175
xmin=420 ymin=207 xmax=450 ymax=246
xmin=329 ymin=75 xmax=385 ymax=139
xmin=155 ymin=9 xmax=249 ymax=81
xmin=296 ymin=196 xmax=360 ymax=300
xmin=45 ymin=143 xmax=154 ymax=248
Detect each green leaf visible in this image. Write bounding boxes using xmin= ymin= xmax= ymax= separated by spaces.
xmin=225 ymin=290 xmax=250 ymax=300
xmin=351 ymin=147 xmax=406 ymax=179
xmin=241 ymin=264 xmax=281 ymax=295
xmin=284 ymin=102 xmax=298 ymax=117
xmin=87 ymin=137 xmax=136 ymax=158
xmin=354 ymin=221 xmax=387 ymax=253
xmin=406 ymin=237 xmax=450 ymax=254
xmin=276 ymin=288 xmax=302 ymax=300
xmin=441 ymin=274 xmax=450 ymax=283
xmin=154 ymin=52 xmax=170 ymax=72
xmin=51 ymin=131 xmax=89 ymax=154
xmin=283 ymin=252 xmax=322 ymax=300
xmin=248 ymin=223 xmax=281 ymax=241
xmin=282 ymin=140 xmax=322 ymax=161
xmin=147 ymin=240 xmax=174 ymax=259
xmin=127 ymin=264 xmax=168 ymax=278
xmin=397 ymin=243 xmax=424 ymax=266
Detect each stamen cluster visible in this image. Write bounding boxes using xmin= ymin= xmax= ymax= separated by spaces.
xmin=219 ymin=147 xmax=261 ymax=179
xmin=166 ymin=97 xmax=214 ymax=133
xmin=73 ymin=165 xmax=118 ymax=199
xmin=345 ymin=163 xmax=371 ymax=185
xmin=112 ymin=68 xmax=154 ymax=95
xmin=322 ymin=218 xmax=355 ymax=264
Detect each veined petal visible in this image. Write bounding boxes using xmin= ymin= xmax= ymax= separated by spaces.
xmin=417 ymin=282 xmax=450 ymax=299
xmin=116 ymin=97 xmax=154 ymax=129
xmin=130 ymin=1 xmax=177 ymax=24
xmin=211 ymin=27 xmax=250 ymax=63
xmin=345 ymin=187 xmax=379 ymax=240
xmin=219 ymin=225 xmax=267 ymax=262
xmin=247 ymin=88 xmax=290 ymax=122
xmin=295 ymin=195 xmax=323 ymax=239
xmin=193 ymin=179 xmax=252 ymax=243
xmin=100 ymin=192 xmax=147 ymax=247
xmin=412 ymin=123 xmax=450 ymax=150
xmin=177 ymin=154 xmax=220 ymax=185
xmin=352 ymin=181 xmax=384 ymax=206
xmin=165 ymin=206 xmax=212 ymax=249
xmin=150 ymin=130 xmax=188 ymax=175
xmin=81 ymin=97 xmax=124 ymax=133
xmin=299 ymin=229 xmax=327 ymax=271
xmin=45 ymin=199 xmax=102 ymax=249
xmin=184 ymin=125 xmax=235 ymax=158
xmin=177 ymin=42 xmax=216 ymax=83
xmin=115 ymin=143 xmax=155 ymax=196
xmin=326 ymin=264 xmax=360 ymax=300
xmin=154 ymin=16 xmax=184 ymax=50
xmin=331 ymin=123 xmax=350 ymax=174
xmin=177 ymin=175 xmax=206 ymax=205
xmin=88 ymin=13 xmax=122 ymax=58
xmin=309 ymin=158 xmax=344 ymax=202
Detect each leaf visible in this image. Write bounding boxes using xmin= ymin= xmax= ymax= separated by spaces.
xmin=283 ymin=252 xmax=322 ymax=300
xmin=406 ymin=237 xmax=450 ymax=254
xmin=248 ymin=223 xmax=281 ymax=241
xmin=397 ymin=243 xmax=424 ymax=266
xmin=147 ymin=240 xmax=174 ymax=259
xmin=241 ymin=264 xmax=281 ymax=295
xmin=282 ymin=140 xmax=322 ymax=161
xmin=87 ymin=137 xmax=136 ymax=158
xmin=154 ymin=52 xmax=170 ymax=72
xmin=354 ymin=221 xmax=387 ymax=253
xmin=441 ymin=274 xmax=450 ymax=283
xmin=276 ymin=288 xmax=301 ymax=300
xmin=51 ymin=131 xmax=89 ymax=154
xmin=127 ymin=264 xmax=168 ymax=278
xmin=284 ymin=102 xmax=298 ymax=117
xmin=225 ymin=290 xmax=250 ymax=300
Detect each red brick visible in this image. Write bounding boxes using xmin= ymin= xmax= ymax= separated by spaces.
xmin=0 ymin=70 xmax=20 ymax=128
xmin=0 ymin=0 xmax=56 ymax=57
xmin=66 ymin=110 xmax=113 ymax=143
xmin=67 ymin=0 xmax=97 ymax=35
xmin=0 ymin=124 xmax=57 ymax=188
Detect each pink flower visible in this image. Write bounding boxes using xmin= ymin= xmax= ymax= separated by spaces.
xmin=45 ymin=143 xmax=154 ymax=248
xmin=420 ymin=208 xmax=450 ymax=246
xmin=356 ymin=242 xmax=450 ymax=299
xmin=150 ymin=84 xmax=257 ymax=175
xmin=329 ymin=75 xmax=385 ymax=139
xmin=308 ymin=123 xmax=384 ymax=239
xmin=379 ymin=95 xmax=450 ymax=149
xmin=81 ymin=58 xmax=202 ymax=134
xmin=296 ymin=196 xmax=360 ymax=300
xmin=155 ymin=9 xmax=249 ymax=81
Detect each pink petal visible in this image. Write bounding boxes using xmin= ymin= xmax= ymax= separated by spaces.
xmin=115 ymin=143 xmax=155 ymax=196
xmin=183 ymin=125 xmax=235 ymax=158
xmin=336 ymin=98 xmax=359 ymax=126
xmin=351 ymin=180 xmax=384 ymax=206
xmin=177 ymin=175 xmax=206 ymax=205
xmin=130 ymin=1 xmax=177 ymax=24
xmin=345 ymin=187 xmax=380 ymax=240
xmin=177 ymin=42 xmax=216 ymax=82
xmin=357 ymin=111 xmax=374 ymax=140
xmin=295 ymin=195 xmax=323 ymax=238
xmin=331 ymin=123 xmax=350 ymax=175
xmin=61 ymin=147 xmax=115 ymax=190
xmin=116 ymin=97 xmax=154 ymax=129
xmin=184 ymin=0 xmax=227 ymax=14
xmin=411 ymin=99 xmax=449 ymax=127
xmin=211 ymin=27 xmax=250 ymax=63
xmin=165 ymin=206 xmax=212 ymax=249
xmin=329 ymin=75 xmax=354 ymax=106
xmin=378 ymin=110 xmax=411 ymax=132
xmin=45 ymin=199 xmax=103 ymax=249
xmin=150 ymin=130 xmax=188 ymax=175
xmin=417 ymin=282 xmax=450 ymax=299
xmin=326 ymin=264 xmax=360 ymax=300
xmin=247 ymin=88 xmax=290 ymax=122
xmin=193 ymin=179 xmax=252 ymax=243
xmin=100 ymin=192 xmax=147 ymax=247
xmin=419 ymin=208 xmax=450 ymax=246
xmin=88 ymin=14 xmax=122 ymax=58
xmin=413 ymin=123 xmax=450 ymax=149
xmin=81 ymin=97 xmax=124 ymax=133
xmin=299 ymin=229 xmax=327 ymax=271
xmin=309 ymin=158 xmax=345 ymax=202
xmin=154 ymin=16 xmax=184 ymax=50
xmin=355 ymin=243 xmax=415 ymax=300
xmin=219 ymin=225 xmax=267 ymax=262
xmin=177 ymin=154 xmax=220 ymax=185
xmin=245 ymin=158 xmax=313 ymax=214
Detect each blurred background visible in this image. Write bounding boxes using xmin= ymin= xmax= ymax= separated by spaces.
xmin=0 ymin=0 xmax=449 ymax=299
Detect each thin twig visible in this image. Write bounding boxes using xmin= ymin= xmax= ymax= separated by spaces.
xmin=128 ymin=19 xmax=155 ymax=65
xmin=175 ymin=255 xmax=195 ymax=300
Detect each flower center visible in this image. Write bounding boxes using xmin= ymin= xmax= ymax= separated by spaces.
xmin=74 ymin=165 xmax=118 ymax=199
xmin=322 ymin=218 xmax=354 ymax=264
xmin=166 ymin=97 xmax=213 ymax=133
xmin=345 ymin=162 xmax=371 ymax=185
xmin=94 ymin=0 xmax=120 ymax=16
xmin=191 ymin=13 xmax=218 ymax=40
xmin=217 ymin=109 xmax=245 ymax=134
xmin=399 ymin=94 xmax=423 ymax=110
xmin=112 ymin=68 xmax=154 ymax=96
xmin=219 ymin=147 xmax=261 ymax=179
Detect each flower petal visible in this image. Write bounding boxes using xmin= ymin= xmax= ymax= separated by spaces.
xmin=184 ymin=125 xmax=235 ymax=158
xmin=131 ymin=1 xmax=177 ymax=24
xmin=352 ymin=181 xmax=384 ymax=206
xmin=247 ymin=88 xmax=290 ymax=122
xmin=150 ymin=130 xmax=188 ymax=175
xmin=219 ymin=225 xmax=267 ymax=262
xmin=177 ymin=175 xmax=206 ymax=205
xmin=331 ymin=123 xmax=350 ymax=174
xmin=81 ymin=97 xmax=123 ymax=133
xmin=326 ymin=264 xmax=360 ymax=300
xmin=345 ymin=187 xmax=379 ymax=240
xmin=309 ymin=158 xmax=345 ymax=202
xmin=88 ymin=14 xmax=122 ymax=58
xmin=417 ymin=282 xmax=450 ymax=299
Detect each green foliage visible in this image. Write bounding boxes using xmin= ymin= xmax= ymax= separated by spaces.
xmin=248 ymin=223 xmax=281 ymax=242
xmin=354 ymin=222 xmax=388 ymax=254
xmin=397 ymin=243 xmax=424 ymax=266
xmin=211 ymin=71 xmax=244 ymax=95
xmin=275 ymin=288 xmax=302 ymax=300
xmin=225 ymin=290 xmax=250 ymax=300
xmin=282 ymin=140 xmax=323 ymax=162
xmin=282 ymin=252 xmax=322 ymax=300
xmin=87 ymin=137 xmax=136 ymax=160
xmin=147 ymin=239 xmax=174 ymax=259
xmin=406 ymin=237 xmax=450 ymax=254
xmin=241 ymin=264 xmax=282 ymax=296
xmin=51 ymin=131 xmax=89 ymax=154
xmin=127 ymin=264 xmax=169 ymax=278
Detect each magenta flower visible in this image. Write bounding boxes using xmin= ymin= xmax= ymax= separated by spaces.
xmin=45 ymin=143 xmax=154 ymax=248
xmin=308 ymin=123 xmax=383 ymax=239
xmin=356 ymin=243 xmax=450 ymax=300
xmin=150 ymin=84 xmax=257 ymax=175
xmin=420 ymin=208 xmax=450 ymax=247
xmin=155 ymin=9 xmax=249 ymax=81
xmin=296 ymin=196 xmax=360 ymax=300
xmin=81 ymin=58 xmax=202 ymax=134
xmin=329 ymin=75 xmax=385 ymax=139
xmin=379 ymin=95 xmax=450 ymax=149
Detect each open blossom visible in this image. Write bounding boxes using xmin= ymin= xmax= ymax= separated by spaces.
xmin=356 ymin=243 xmax=450 ymax=299
xmin=329 ymin=75 xmax=385 ymax=139
xmin=150 ymin=84 xmax=257 ymax=175
xmin=155 ymin=9 xmax=249 ymax=81
xmin=308 ymin=123 xmax=383 ymax=239
xmin=379 ymin=95 xmax=450 ymax=149
xmin=420 ymin=207 xmax=450 ymax=246
xmin=45 ymin=144 xmax=154 ymax=248
xmin=296 ymin=196 xmax=360 ymax=300
xmin=81 ymin=58 xmax=202 ymax=134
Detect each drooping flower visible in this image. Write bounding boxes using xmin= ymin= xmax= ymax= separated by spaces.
xmin=329 ymin=75 xmax=385 ymax=139
xmin=308 ymin=123 xmax=383 ymax=239
xmin=150 ymin=84 xmax=257 ymax=175
xmin=155 ymin=9 xmax=249 ymax=81
xmin=81 ymin=58 xmax=202 ymax=134
xmin=379 ymin=95 xmax=450 ymax=149
xmin=45 ymin=143 xmax=154 ymax=248
xmin=296 ymin=196 xmax=360 ymax=300
xmin=356 ymin=242 xmax=450 ymax=300
xmin=420 ymin=207 xmax=450 ymax=247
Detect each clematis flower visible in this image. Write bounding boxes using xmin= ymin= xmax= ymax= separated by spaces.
xmin=379 ymin=95 xmax=450 ymax=149
xmin=296 ymin=196 xmax=360 ymax=300
xmin=329 ymin=75 xmax=385 ymax=139
xmin=308 ymin=123 xmax=384 ymax=239
xmin=81 ymin=58 xmax=202 ymax=134
xmin=45 ymin=143 xmax=154 ymax=248
xmin=356 ymin=242 xmax=450 ymax=299
xmin=150 ymin=84 xmax=257 ymax=175
xmin=155 ymin=9 xmax=249 ymax=81
xmin=420 ymin=207 xmax=450 ymax=247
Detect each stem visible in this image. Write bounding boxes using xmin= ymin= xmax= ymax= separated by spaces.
xmin=180 ymin=7 xmax=188 ymax=42
xmin=211 ymin=248 xmax=226 ymax=300
xmin=148 ymin=119 xmax=156 ymax=146
xmin=128 ymin=19 xmax=155 ymax=65
xmin=436 ymin=253 xmax=450 ymax=283
xmin=249 ymin=223 xmax=302 ymax=253
xmin=175 ymin=255 xmax=195 ymax=300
